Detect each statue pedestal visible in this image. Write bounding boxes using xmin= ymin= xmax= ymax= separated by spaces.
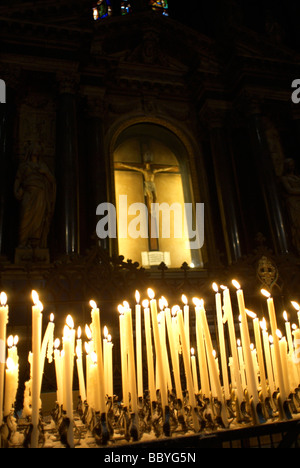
xmin=14 ymin=247 xmax=50 ymax=264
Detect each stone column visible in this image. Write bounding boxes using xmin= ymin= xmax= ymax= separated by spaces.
xmin=55 ymin=73 xmax=80 ymax=256
xmin=84 ymin=96 xmax=109 ymax=250
xmin=244 ymin=96 xmax=289 ymax=255
xmin=202 ymin=103 xmax=243 ymax=264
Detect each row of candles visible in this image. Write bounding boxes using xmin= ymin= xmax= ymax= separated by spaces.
xmin=0 ymin=280 xmax=300 ymax=447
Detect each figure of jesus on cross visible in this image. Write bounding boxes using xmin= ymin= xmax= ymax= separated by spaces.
xmin=115 ymin=157 xmax=179 ymax=251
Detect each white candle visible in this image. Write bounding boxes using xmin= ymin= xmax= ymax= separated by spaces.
xmin=76 ymin=327 xmax=86 ymax=403
xmin=107 ymin=334 xmax=113 ymax=397
xmin=237 ymin=339 xmax=247 ymax=390
xmin=142 ymin=300 xmax=156 ymax=405
xmin=261 ymin=289 xmax=287 ymax=401
xmin=31 ymin=290 xmax=43 ymax=448
xmin=191 ymin=348 xmax=199 ymax=394
xmin=283 ymin=311 xmax=293 ymax=356
xmin=3 ymin=357 xmax=18 ymax=417
xmin=291 ymin=301 xmax=300 ymax=328
xmin=213 ymin=283 xmax=230 ymax=400
xmin=165 ymin=307 xmax=183 ymax=401
xmin=233 ymin=281 xmax=259 ymax=407
xmin=148 ymin=289 xmax=168 ymax=413
xmin=278 ymin=330 xmax=291 ymax=396
xmin=260 ymin=318 xmax=275 ymax=395
xmin=193 ymin=298 xmax=210 ymax=397
xmin=90 ymin=300 xmax=106 ymax=414
xmin=40 ymin=313 xmax=55 ymax=391
xmin=118 ymin=305 xmax=129 ymax=407
xmin=135 ymin=291 xmax=143 ymax=398
xmin=253 ymin=318 xmax=268 ymax=399
xmin=181 ymin=295 xmax=190 ymax=361
xmin=62 ymin=318 xmax=75 ymax=448
xmin=221 ymin=286 xmax=244 ymax=403
xmin=0 ymin=292 xmax=8 ymax=426
xmin=54 ymin=339 xmax=63 ymax=405
xmin=123 ymin=301 xmax=138 ymax=415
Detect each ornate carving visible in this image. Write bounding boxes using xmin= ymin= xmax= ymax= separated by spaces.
xmin=256 ymin=255 xmax=279 ymax=290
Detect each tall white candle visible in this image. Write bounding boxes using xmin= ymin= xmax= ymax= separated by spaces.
xmin=213 ymin=283 xmax=230 ymax=400
xmin=54 ymin=339 xmax=63 ymax=405
xmin=76 ymin=327 xmax=86 ymax=403
xmin=193 ymin=298 xmax=210 ymax=397
xmin=233 ymin=281 xmax=259 ymax=407
xmin=40 ymin=313 xmax=55 ymax=391
xmin=191 ymin=348 xmax=199 ymax=394
xmin=142 ymin=300 xmax=156 ymax=405
xmin=123 ymin=301 xmax=138 ymax=415
xmin=165 ymin=307 xmax=183 ymax=401
xmin=283 ymin=311 xmax=293 ymax=356
xmin=135 ymin=291 xmax=143 ymax=399
xmin=260 ymin=319 xmax=275 ymax=395
xmin=0 ymin=292 xmax=8 ymax=427
xmin=261 ymin=290 xmax=287 ymax=401
xmin=148 ymin=289 xmax=168 ymax=413
xmin=4 ymin=357 xmax=18 ymax=417
xmin=118 ymin=305 xmax=129 ymax=407
xmin=90 ymin=300 xmax=106 ymax=414
xmin=253 ymin=317 xmax=268 ymax=399
xmin=291 ymin=301 xmax=300 ymax=328
xmin=181 ymin=295 xmax=190 ymax=361
xmin=31 ymin=290 xmax=43 ymax=448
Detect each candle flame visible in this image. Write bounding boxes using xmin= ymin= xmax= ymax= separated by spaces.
xmin=246 ymin=309 xmax=257 ymax=319
xmin=261 ymin=288 xmax=271 ymax=298
xmin=147 ymin=288 xmax=155 ymax=300
xmin=135 ymin=290 xmax=140 ymax=304
xmin=6 ymin=357 xmax=14 ymax=370
xmin=85 ymin=324 xmax=92 ymax=340
xmin=89 ymin=299 xmax=97 ymax=309
xmin=260 ymin=318 xmax=267 ymax=331
xmin=50 ymin=313 xmax=54 ymax=322
xmin=77 ymin=326 xmax=82 ymax=339
xmin=91 ymin=351 xmax=97 ymax=364
xmin=0 ymin=291 xmax=7 ymax=306
xmin=192 ymin=297 xmax=201 ymax=307
xmin=220 ymin=285 xmax=227 ymax=290
xmin=7 ymin=335 xmax=13 ymax=347
xmin=269 ymin=335 xmax=273 ymax=344
xmin=161 ymin=296 xmax=168 ymax=308
xmin=118 ymin=304 xmax=124 ymax=315
xmin=54 ymin=338 xmax=60 ymax=349
xmin=250 ymin=343 xmax=254 ymax=350
xmin=104 ymin=325 xmax=108 ymax=338
xmin=14 ymin=335 xmax=19 ymax=346
xmin=123 ymin=301 xmax=130 ymax=309
xmin=31 ymin=290 xmax=39 ymax=305
xmin=159 ymin=298 xmax=164 ymax=311
xmin=276 ymin=329 xmax=282 ymax=339
xmin=181 ymin=294 xmax=188 ymax=305
xmin=142 ymin=299 xmax=149 ymax=308
xmin=172 ymin=305 xmax=180 ymax=316
xmin=84 ymin=341 xmax=90 ymax=354
xmin=66 ymin=314 xmax=74 ymax=329
xmin=107 ymin=334 xmax=112 ymax=342
xmin=232 ymin=279 xmax=240 ymax=290
xmin=191 ymin=347 xmax=195 ymax=356
xmin=292 ymin=323 xmax=297 ymax=330
xmin=283 ymin=311 xmax=288 ymax=322
xmin=212 ymin=349 xmax=217 ymax=358
xmin=237 ymin=339 xmax=241 ymax=346
xmin=291 ymin=301 xmax=300 ymax=311
xmin=212 ymin=282 xmax=218 ymax=293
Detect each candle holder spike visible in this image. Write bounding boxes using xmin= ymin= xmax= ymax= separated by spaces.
xmin=92 ymin=411 xmax=109 ymax=446
xmin=129 ymin=412 xmax=139 ymax=441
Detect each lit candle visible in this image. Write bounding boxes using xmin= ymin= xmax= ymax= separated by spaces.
xmin=103 ymin=325 xmax=108 ymax=395
xmin=191 ymin=348 xmax=199 ymax=394
xmin=165 ymin=306 xmax=183 ymax=401
xmin=193 ymin=298 xmax=210 ymax=397
xmin=237 ymin=339 xmax=247 ymax=390
xmin=261 ymin=289 xmax=287 ymax=401
xmin=54 ymin=339 xmax=63 ymax=406
xmin=277 ymin=330 xmax=291 ymax=396
xmin=31 ymin=290 xmax=43 ymax=448
xmin=283 ymin=311 xmax=293 ymax=356
xmin=7 ymin=335 xmax=19 ymax=366
xmin=142 ymin=299 xmax=156 ymax=405
xmin=213 ymin=283 xmax=230 ymax=400
xmin=76 ymin=327 xmax=86 ymax=403
xmin=0 ymin=292 xmax=8 ymax=426
xmin=181 ymin=294 xmax=190 ymax=360
xmin=90 ymin=300 xmax=106 ymax=414
xmin=158 ymin=298 xmax=172 ymax=391
xmin=118 ymin=305 xmax=129 ymax=407
xmin=123 ymin=301 xmax=138 ymax=415
xmin=260 ymin=318 xmax=275 ymax=396
xmin=3 ymin=357 xmax=18 ymax=417
xmin=148 ymin=288 xmax=168 ymax=413
xmin=292 ymin=327 xmax=300 ymax=381
xmin=253 ymin=317 xmax=268 ymax=399
xmin=233 ymin=281 xmax=259 ymax=407
xmin=135 ymin=290 xmax=143 ymax=399
xmin=177 ymin=306 xmax=200 ymax=431
xmin=40 ymin=313 xmax=55 ymax=391
xmin=221 ymin=286 xmax=244 ymax=403
xmin=62 ymin=316 xmax=75 ymax=448
xmin=198 ymin=298 xmax=228 ymax=426
xmin=107 ymin=333 xmax=113 ymax=397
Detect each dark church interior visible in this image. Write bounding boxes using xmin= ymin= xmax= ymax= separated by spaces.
xmin=0 ymin=0 xmax=300 ymax=449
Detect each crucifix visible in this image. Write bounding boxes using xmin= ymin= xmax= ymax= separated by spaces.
xmin=115 ymin=158 xmax=179 ymax=251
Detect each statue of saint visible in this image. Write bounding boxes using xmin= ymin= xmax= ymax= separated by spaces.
xmin=281 ymin=158 xmax=300 ymax=255
xmin=14 ymin=143 xmax=56 ymax=249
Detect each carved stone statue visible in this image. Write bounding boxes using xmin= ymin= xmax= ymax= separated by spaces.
xmin=14 ymin=142 xmax=56 ymax=250
xmin=281 ymin=158 xmax=300 ymax=255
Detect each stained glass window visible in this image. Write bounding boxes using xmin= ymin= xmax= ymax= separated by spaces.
xmin=93 ymin=0 xmax=112 ymax=20
xmin=121 ymin=1 xmax=132 ymax=15
xmin=149 ymin=0 xmax=168 ymax=16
